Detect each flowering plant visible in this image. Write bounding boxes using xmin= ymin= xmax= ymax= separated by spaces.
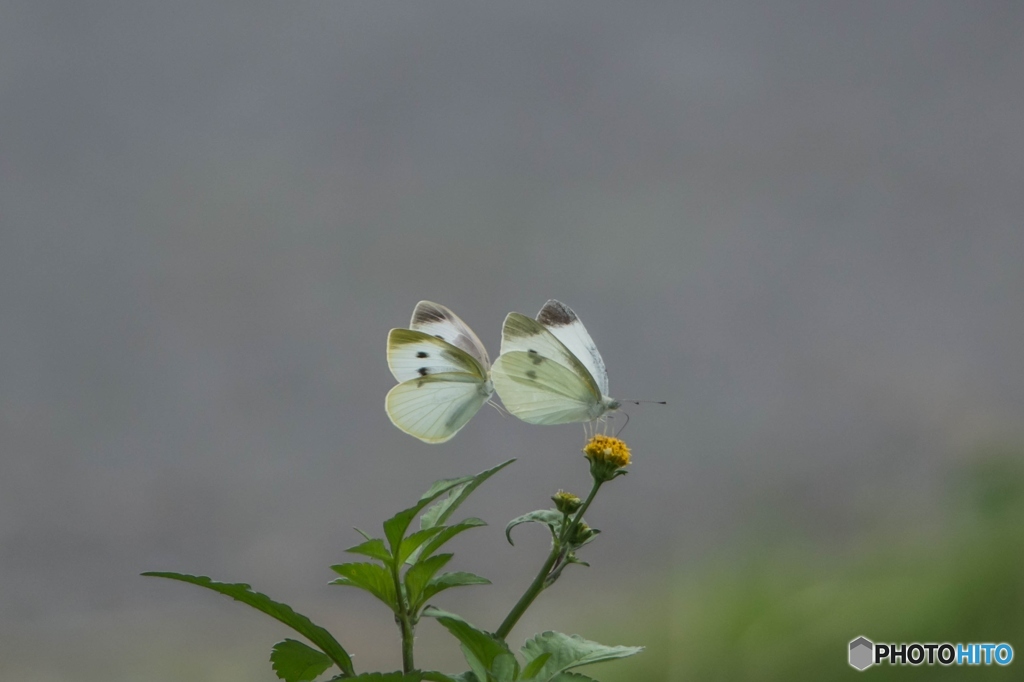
xmin=144 ymin=434 xmax=642 ymax=681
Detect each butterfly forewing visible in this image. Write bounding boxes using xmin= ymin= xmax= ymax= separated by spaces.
xmin=409 ymin=301 xmax=490 ymax=370
xmin=387 ymin=329 xmax=487 ymax=383
xmin=498 ymin=313 xmax=602 ymax=396
xmin=536 ymin=299 xmax=610 ymax=396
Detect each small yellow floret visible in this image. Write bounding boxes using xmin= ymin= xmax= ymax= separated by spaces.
xmin=583 ymin=434 xmax=632 ymax=468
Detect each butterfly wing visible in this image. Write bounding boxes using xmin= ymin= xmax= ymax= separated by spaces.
xmin=386 ymin=373 xmax=492 ymax=443
xmin=536 ymin=299 xmax=610 ymax=396
xmin=491 ymin=350 xmax=599 ymax=424
xmin=387 ymin=329 xmax=488 ymax=383
xmin=491 ymin=311 xmax=607 ymax=424
xmin=409 ymin=301 xmax=490 ymax=370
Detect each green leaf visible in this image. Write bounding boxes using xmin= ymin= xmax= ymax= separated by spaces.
xmin=490 ymin=652 xmax=518 ymax=682
xmin=398 ymin=526 xmax=448 ymax=565
xmin=505 ymin=510 xmax=566 ymax=545
xmin=410 ymin=518 xmax=487 ymax=565
xmin=547 ymin=674 xmax=597 ymax=682
xmin=419 ymin=572 xmax=490 ymax=604
xmin=447 ymin=673 xmax=479 ymax=682
xmin=141 ymin=572 xmax=353 ymax=677
xmin=520 ymin=653 xmax=551 ymax=680
xmin=419 ymin=672 xmax=461 ymax=682
xmin=329 ymin=562 xmax=398 ymax=613
xmin=423 ymin=607 xmax=517 ymax=681
xmin=345 ymin=537 xmax=393 ymax=566
xmin=404 ymin=553 xmax=453 ymax=608
xmin=384 ymin=477 xmax=479 ymax=555
xmin=270 ymin=639 xmax=333 ymax=682
xmin=420 ymin=460 xmax=515 ymax=530
xmin=520 ymin=631 xmax=642 ymax=679
xmin=345 ymin=673 xmax=457 ymax=681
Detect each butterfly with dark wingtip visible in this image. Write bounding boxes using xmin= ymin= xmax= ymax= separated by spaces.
xmin=385 ymin=301 xmax=493 ymax=443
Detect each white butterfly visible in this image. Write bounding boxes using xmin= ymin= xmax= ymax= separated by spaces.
xmin=385 ymin=301 xmax=493 ymax=443
xmin=491 ymin=300 xmax=621 ymax=425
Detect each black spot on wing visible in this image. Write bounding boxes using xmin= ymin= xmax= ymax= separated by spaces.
xmin=537 ymin=300 xmax=577 ymax=327
xmin=527 ymin=349 xmax=544 ymax=365
xmin=416 ymin=351 xmax=428 ymax=358
xmin=418 ymin=367 xmax=429 ymax=376
xmin=526 ymin=370 xmax=538 ymax=379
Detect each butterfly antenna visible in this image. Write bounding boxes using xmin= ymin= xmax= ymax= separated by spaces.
xmin=620 ymin=399 xmax=667 ymax=405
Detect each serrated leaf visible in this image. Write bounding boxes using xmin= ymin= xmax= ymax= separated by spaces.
xmin=329 ymin=562 xmax=398 ymax=613
xmin=423 ymin=607 xmax=517 ymax=680
xmin=520 ymin=652 xmax=551 ymax=680
xmin=419 ymin=572 xmax=490 ymax=604
xmin=141 ymin=572 xmax=353 ymax=676
xmin=520 ymin=631 xmax=642 ymax=679
xmin=270 ymin=639 xmax=333 ymax=682
xmin=504 ymin=510 xmax=566 ymax=545
xmin=398 ymin=526 xmax=448 ymax=564
xmin=409 ymin=518 xmax=487 ymax=565
xmin=404 ymin=553 xmax=453 ymax=608
xmin=420 ymin=460 xmax=515 ymax=530
xmin=345 ymin=537 xmax=393 ymax=565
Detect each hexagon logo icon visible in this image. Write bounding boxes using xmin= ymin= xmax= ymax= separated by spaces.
xmin=849 ymin=636 xmax=874 ymax=670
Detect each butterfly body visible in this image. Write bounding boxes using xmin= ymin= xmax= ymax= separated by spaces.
xmin=491 ymin=300 xmax=620 ymax=425
xmin=385 ymin=302 xmax=493 ymax=443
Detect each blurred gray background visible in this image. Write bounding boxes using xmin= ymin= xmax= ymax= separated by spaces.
xmin=2 ymin=2 xmax=1022 ymax=680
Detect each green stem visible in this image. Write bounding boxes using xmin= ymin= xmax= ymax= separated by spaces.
xmin=400 ymin=613 xmax=416 ymax=673
xmin=495 ymin=480 xmax=602 ymax=639
xmin=391 ymin=559 xmax=415 ymax=673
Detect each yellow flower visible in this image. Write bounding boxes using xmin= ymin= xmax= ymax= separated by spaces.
xmin=583 ymin=435 xmax=632 ymax=482
xmin=583 ymin=435 xmax=632 ymax=468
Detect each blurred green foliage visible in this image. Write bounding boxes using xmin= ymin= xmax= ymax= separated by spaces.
xmin=592 ymin=446 xmax=1024 ymax=681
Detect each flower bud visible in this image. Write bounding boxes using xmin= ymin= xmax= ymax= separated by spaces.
xmin=551 ymin=490 xmax=582 ymax=514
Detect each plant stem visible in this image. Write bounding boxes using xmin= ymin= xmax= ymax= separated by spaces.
xmin=495 ymin=479 xmax=602 ymax=639
xmin=400 ymin=613 xmax=416 ymax=673
xmin=391 ymin=559 xmax=415 ymax=673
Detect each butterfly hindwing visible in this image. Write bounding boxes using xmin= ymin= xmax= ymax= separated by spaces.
xmin=386 ymin=373 xmax=492 ymax=443
xmin=490 ymin=350 xmax=598 ymax=424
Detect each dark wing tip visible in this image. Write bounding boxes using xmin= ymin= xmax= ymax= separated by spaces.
xmin=536 ymin=299 xmax=577 ymax=327
xmin=412 ymin=301 xmax=449 ymax=326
